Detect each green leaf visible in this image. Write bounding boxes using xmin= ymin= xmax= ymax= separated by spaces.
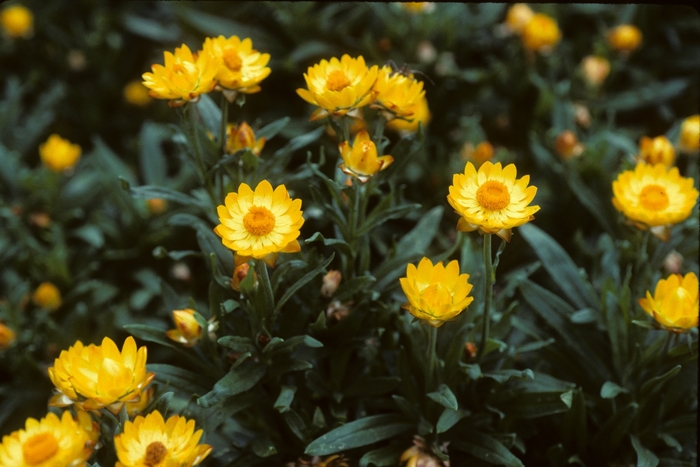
xmin=124 ymin=324 xmax=202 ymax=367
xmin=482 ymin=369 xmax=535 ymax=384
xmin=274 ymin=253 xmax=335 ymax=313
xmin=631 ymin=434 xmax=660 ymax=467
xmin=217 ymin=336 xmax=256 ymax=353
xmin=91 ymin=137 xmax=137 ymax=185
xmin=452 ymin=433 xmax=525 ymax=467
xmin=256 ymin=116 xmax=290 ymax=140
xmin=139 ymin=121 xmax=170 ymax=185
xmin=593 ymin=79 xmax=689 ymax=111
xmin=305 ymin=232 xmax=353 ymax=257
xmin=193 ymin=93 xmax=222 ymax=136
xmin=593 ymin=403 xmax=638 ymax=460
xmin=263 ymin=335 xmax=323 ymax=356
xmin=359 ymin=444 xmax=406 ymax=467
xmin=122 ymin=14 xmax=179 ymax=42
xmin=197 ymin=359 xmax=266 ymax=408
xmin=562 ymin=389 xmax=587 ymax=454
xmin=344 ymin=377 xmax=401 ymax=398
xmin=284 ymin=409 xmax=309 ymax=442
xmin=124 ymin=183 xmax=210 ymax=210
xmin=71 ymin=225 xmax=104 ymax=249
xmin=358 ymin=202 xmax=421 ymax=236
xmin=251 ymin=436 xmax=277 ymax=457
xmin=304 ymin=414 xmax=412 ymax=455
xmin=600 ymin=381 xmax=629 ymax=399
xmin=427 ymin=384 xmax=458 ymax=410
xmin=640 ymin=365 xmax=682 ymax=400
xmin=333 ymin=274 xmax=377 ymax=302
xmin=169 ymin=213 xmax=234 ymax=275
xmin=436 ymin=408 xmax=469 ymax=434
xmin=147 ymin=364 xmax=212 ymax=394
xmin=274 ymin=385 xmax=297 ymax=413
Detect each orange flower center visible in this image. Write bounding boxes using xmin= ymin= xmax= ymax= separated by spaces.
xmin=23 ymin=432 xmax=59 ymax=466
xmin=639 ymin=184 xmax=669 ymax=211
xmin=243 ymin=206 xmax=276 ymax=236
xmin=223 ymin=49 xmax=243 ymax=72
xmin=145 ymin=441 xmax=168 ymax=467
xmin=476 ymin=180 xmax=511 ymax=210
xmin=326 ymin=70 xmax=352 ymax=92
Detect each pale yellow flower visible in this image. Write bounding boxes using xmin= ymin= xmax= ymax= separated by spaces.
xmin=202 ymin=35 xmax=271 ymax=99
xmin=638 ymin=136 xmax=675 ymax=167
xmin=638 ymin=272 xmax=698 ymax=331
xmin=503 ymin=3 xmax=534 ymax=35
xmin=521 ymin=13 xmax=561 ymax=53
xmin=215 ymin=181 xmax=304 ymax=267
xmin=581 ymin=55 xmax=610 ymax=87
xmin=39 ymin=134 xmax=81 ymax=172
xmin=32 ymin=282 xmax=62 ymax=311
xmin=0 ymin=4 xmax=33 ymax=39
xmin=678 ymin=115 xmax=699 ymax=153
xmin=447 ymin=161 xmax=540 ymax=242
xmin=385 ymin=94 xmax=430 ymax=135
xmin=226 ymin=122 xmax=266 ymax=156
xmin=608 ymin=24 xmax=642 ymax=54
xmin=0 ymin=321 xmax=15 ymax=350
xmin=114 ymin=411 xmax=212 ymax=467
xmin=123 ymin=80 xmax=152 ymax=107
xmin=166 ymin=308 xmax=202 ymax=347
xmin=399 ymin=257 xmax=474 ymax=328
xmin=338 ymin=130 xmax=393 ymax=183
xmin=371 ymin=66 xmax=426 ymax=119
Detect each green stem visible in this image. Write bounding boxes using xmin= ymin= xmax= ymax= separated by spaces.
xmin=220 ymin=97 xmax=229 ymax=156
xmin=477 ymin=234 xmax=493 ymax=362
xmin=427 ymin=324 xmax=438 ymax=391
xmin=254 ymin=259 xmax=275 ymax=329
xmin=188 ymin=104 xmax=219 ymax=207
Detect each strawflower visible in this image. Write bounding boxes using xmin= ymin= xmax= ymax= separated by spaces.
xmin=521 ymin=13 xmax=561 ymax=53
xmin=39 ymin=134 xmax=81 ymax=173
xmin=32 ymin=282 xmax=62 ymax=311
xmin=338 ymin=130 xmax=393 ymax=183
xmin=0 ymin=321 xmax=15 ymax=350
xmin=371 ymin=65 xmax=426 ymax=119
xmin=637 ymin=135 xmax=675 ymax=166
xmin=114 ymin=411 xmax=212 ymax=467
xmin=202 ymin=35 xmax=271 ymax=100
xmin=638 ymin=272 xmax=698 ymax=331
xmin=123 ymin=80 xmax=152 ymax=107
xmin=399 ymin=257 xmax=474 ymax=328
xmin=503 ymin=3 xmax=534 ymax=35
xmin=448 ymin=161 xmax=540 ymax=242
xmin=608 ymin=24 xmax=642 ymax=54
xmin=226 ymin=122 xmax=266 ymax=156
xmin=231 ymin=263 xmax=255 ymax=292
xmin=166 ymin=308 xmax=202 ymax=347
xmin=555 ymin=131 xmax=584 ymax=160
xmin=0 ymin=4 xmax=33 ymax=39
xmin=125 ymin=387 xmax=154 ymax=417
xmin=399 ymin=2 xmax=436 ymax=14
xmin=678 ymin=115 xmax=699 ymax=153
xmin=147 ymin=198 xmax=168 ymax=215
xmin=215 ymin=180 xmax=304 ymax=267
xmin=581 ymin=55 xmax=610 ymax=87
xmin=386 ymin=94 xmax=430 ymax=134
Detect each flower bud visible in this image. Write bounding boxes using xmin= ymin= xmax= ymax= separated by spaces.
xmin=638 ymin=135 xmax=675 ymax=166
xmin=123 ymin=80 xmax=152 ymax=107
xmin=171 ymin=262 xmax=191 ymax=282
xmin=0 ymin=321 xmax=16 ymax=350
xmin=663 ymin=250 xmax=683 ymax=275
xmin=147 ymin=198 xmax=168 ymax=215
xmin=678 ymin=115 xmax=699 ymax=154
xmin=321 ymin=270 xmax=342 ymax=298
xmin=166 ymin=309 xmax=202 ymax=347
xmin=504 ymin=3 xmax=534 ymax=35
xmin=555 ymin=131 xmax=584 ymax=160
xmin=521 ymin=13 xmax=561 ymax=54
xmin=416 ymin=40 xmax=437 ymax=64
xmin=573 ymin=103 xmax=591 ymax=128
xmin=29 ymin=212 xmax=51 ymax=228
xmin=608 ymin=24 xmax=642 ymax=54
xmin=32 ymin=282 xmax=62 ymax=311
xmin=226 ymin=122 xmax=266 ymax=156
xmin=39 ymin=135 xmax=81 ymax=173
xmin=638 ymin=272 xmax=698 ymax=332
xmin=230 ymin=263 xmax=256 ymax=292
xmin=0 ymin=4 xmax=33 ymax=39
xmin=581 ymin=55 xmax=610 ymax=87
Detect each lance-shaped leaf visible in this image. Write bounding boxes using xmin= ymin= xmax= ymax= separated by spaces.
xmin=304 ymin=414 xmax=412 ymax=455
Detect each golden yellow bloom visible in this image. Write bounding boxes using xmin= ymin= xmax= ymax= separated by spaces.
xmin=678 ymin=115 xmax=699 ymax=153
xmin=386 ymin=94 xmax=430 ymax=134
xmin=123 ymin=80 xmax=152 ymax=107
xmin=114 ymin=411 xmax=212 ymax=467
xmin=48 ymin=336 xmax=155 ymax=413
xmin=608 ymin=24 xmax=642 ymax=53
xmin=338 ymin=130 xmax=393 ymax=183
xmin=202 ymin=35 xmax=271 ymax=99
xmin=581 ymin=55 xmax=610 ymax=87
xmin=215 ymin=180 xmax=304 ymax=267
xmin=0 ymin=411 xmax=97 ymax=467
xmin=612 ymin=163 xmax=698 ymax=236
xmin=399 ymin=2 xmax=436 ymax=14
xmin=448 ymin=161 xmax=540 ymax=242
xmin=638 ymin=272 xmax=698 ymax=331
xmin=555 ymin=131 xmax=584 ymax=160
xmin=39 ymin=134 xmax=81 ymax=173
xmin=32 ymin=282 xmax=62 ymax=311
xmin=147 ymin=198 xmax=168 ymax=215
xmin=126 ymin=387 xmax=154 ymax=417
xmin=399 ymin=257 xmax=474 ymax=328
xmin=166 ymin=308 xmax=202 ymax=347
xmin=638 ymin=136 xmax=675 ymax=167
xmin=521 ymin=13 xmax=561 ymax=53
xmin=226 ymin=122 xmax=266 ymax=156
xmin=142 ymin=44 xmax=218 ymax=107
xmin=504 ymin=3 xmax=534 ymax=35
xmin=0 ymin=321 xmax=15 ymax=350
xmin=0 ymin=4 xmax=33 ymax=39
xmin=296 ymin=55 xmax=379 ymax=121
xmin=371 ymin=66 xmax=426 ymax=119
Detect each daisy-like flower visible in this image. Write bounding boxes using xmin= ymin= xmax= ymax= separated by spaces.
xmin=226 ymin=122 xmax=266 ymax=156
xmin=114 ymin=411 xmax=212 ymax=467
xmin=399 ymin=257 xmax=474 ymax=328
xmin=503 ymin=3 xmax=534 ymax=35
xmin=202 ymin=35 xmax=271 ymax=101
xmin=371 ymin=66 xmax=426 ymax=120
xmin=607 ymin=24 xmax=642 ymax=54
xmin=39 ymin=135 xmax=81 ymax=173
xmin=47 ymin=336 xmax=155 ymax=414
xmin=0 ymin=411 xmax=97 ymax=467
xmin=386 ymin=94 xmax=430 ymax=135
xmin=142 ymin=44 xmax=218 ymax=107
xmin=296 ymin=55 xmax=379 ymax=121
xmin=214 ymin=180 xmax=304 ymax=267
xmin=678 ymin=115 xmax=699 ymax=153
xmin=447 ymin=161 xmax=540 ymax=242
xmin=338 ymin=130 xmax=393 ymax=183
xmin=638 ymin=272 xmax=698 ymax=332
xmin=32 ymin=281 xmax=62 ymax=311
xmin=638 ymin=136 xmax=675 ymax=167
xmin=0 ymin=321 xmax=15 ymax=350
xmin=521 ymin=13 xmax=561 ymax=54
xmin=612 ymin=163 xmax=698 ymax=240
xmin=0 ymin=4 xmax=33 ymax=39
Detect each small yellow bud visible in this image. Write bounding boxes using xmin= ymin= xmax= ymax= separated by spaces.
xmin=521 ymin=13 xmax=561 ymax=53
xmin=607 ymin=25 xmax=642 ymax=54
xmin=504 ymin=3 xmax=534 ymax=35
xmin=230 ymin=263 xmax=256 ymax=292
xmin=147 ymin=198 xmax=168 ymax=215
xmin=555 ymin=131 xmax=584 ymax=160
xmin=123 ymin=80 xmax=152 ymax=107
xmin=581 ymin=55 xmax=610 ymax=87
xmin=32 ymin=282 xmax=62 ymax=311
xmin=39 ymin=134 xmax=81 ymax=173
xmin=0 ymin=321 xmax=16 ymax=350
xmin=226 ymin=122 xmax=266 ymax=156
xmin=638 ymin=136 xmax=675 ymax=167
xmin=165 ymin=309 xmax=202 ymax=347
xmin=678 ymin=115 xmax=699 ymax=153
xmin=0 ymin=4 xmax=33 ymax=39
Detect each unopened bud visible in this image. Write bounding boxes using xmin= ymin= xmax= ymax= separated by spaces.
xmin=555 ymin=131 xmax=584 ymax=160
xmin=663 ymin=250 xmax=683 ymax=275
xmin=581 ymin=55 xmax=610 ymax=87
xmin=321 ymin=270 xmax=342 ymax=298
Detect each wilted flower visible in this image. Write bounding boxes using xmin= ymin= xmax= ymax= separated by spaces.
xmin=226 ymin=122 xmax=266 ymax=156
xmin=638 ymin=136 xmax=675 ymax=166
xmin=29 ymin=211 xmax=51 ymax=228
xmin=638 ymin=272 xmax=698 ymax=332
xmin=607 ymin=24 xmax=642 ymax=54
xmin=503 ymin=3 xmax=534 ymax=35
xmin=166 ymin=309 xmax=202 ymax=347
xmin=0 ymin=411 xmax=97 ymax=467
xmin=521 ymin=13 xmax=561 ymax=53
xmin=321 ymin=270 xmax=342 ymax=297
xmin=142 ymin=44 xmax=218 ymax=107
xmin=0 ymin=321 xmax=15 ymax=350
xmin=678 ymin=115 xmax=699 ymax=153
xmin=39 ymin=134 xmax=81 ymax=173
xmin=555 ymin=130 xmax=584 ymax=160
xmin=32 ymin=282 xmax=62 ymax=311
xmin=371 ymin=66 xmax=426 ymax=120
xmin=386 ymin=94 xmax=430 ymax=135
xmin=296 ymin=55 xmax=379 ymax=121
xmin=326 ymin=300 xmax=352 ymax=323
xmin=448 ymin=161 xmax=540 ymax=242
xmin=581 ymin=55 xmax=610 ymax=87
xmin=573 ymin=103 xmax=591 ymax=128
xmin=215 ymin=181 xmax=304 ymax=267
xmin=48 ymin=336 xmax=155 ymax=413
xmin=202 ymin=35 xmax=271 ymax=100
xmin=0 ymin=4 xmax=33 ymax=39
xmin=123 ymin=80 xmax=152 ymax=107
xmin=400 ymin=257 xmax=474 ymax=327
xmin=338 ymin=130 xmax=393 ymax=183
xmin=465 ymin=342 xmax=478 ymax=359
xmin=114 ymin=411 xmax=212 ymax=467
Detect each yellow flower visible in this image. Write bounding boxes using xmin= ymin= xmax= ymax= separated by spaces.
xmin=608 ymin=24 xmax=642 ymax=53
xmin=521 ymin=13 xmax=561 ymax=53
xmin=399 ymin=2 xmax=436 ymax=14
xmin=48 ymin=336 xmax=155 ymax=413
xmin=503 ymin=3 xmax=534 ymax=35
xmin=581 ymin=55 xmax=610 ymax=87
xmin=39 ymin=134 xmax=81 ymax=173
xmin=612 ymin=163 xmax=698 ymax=237
xmin=385 ymin=94 xmax=430 ymax=134
xmin=0 ymin=321 xmax=16 ymax=350
xmin=638 ymin=272 xmax=698 ymax=331
xmin=214 ymin=180 xmax=304 ymax=267
xmin=226 ymin=122 xmax=266 ymax=156
xmin=0 ymin=4 xmax=33 ymax=39
xmin=555 ymin=131 xmax=584 ymax=160
xmin=142 ymin=44 xmax=218 ymax=107
xmin=123 ymin=80 xmax=152 ymax=107
xmin=296 ymin=55 xmax=379 ymax=121
xmin=638 ymin=136 xmax=675 ymax=167
xmin=447 ymin=161 xmax=540 ymax=242
xmin=678 ymin=115 xmax=699 ymax=153
xmin=399 ymin=257 xmax=474 ymax=328
xmin=114 ymin=411 xmax=212 ymax=467
xmin=32 ymin=282 xmax=62 ymax=311
xmin=166 ymin=308 xmax=202 ymax=347
xmin=371 ymin=66 xmax=426 ymax=119
xmin=0 ymin=411 xmax=97 ymax=467
xmin=473 ymin=141 xmax=495 ymax=166
xmin=147 ymin=198 xmax=168 ymax=215
xmin=338 ymin=130 xmax=393 ymax=183
xmin=202 ymin=35 xmax=271 ymax=99
xmin=125 ymin=387 xmax=154 ymax=417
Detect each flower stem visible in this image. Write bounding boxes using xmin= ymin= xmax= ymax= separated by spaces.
xmin=427 ymin=324 xmax=438 ymax=391
xmin=477 ymin=234 xmax=493 ymax=362
xmin=254 ymin=259 xmax=275 ymax=329
xmin=220 ymin=97 xmax=229 ymax=156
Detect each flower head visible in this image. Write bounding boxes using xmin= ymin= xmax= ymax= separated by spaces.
xmin=399 ymin=2 xmax=436 ymax=14
xmin=399 ymin=257 xmax=474 ymax=327
xmin=461 ymin=141 xmax=495 ymax=166
xmin=215 ymin=181 xmax=304 ymax=267
xmin=521 ymin=13 xmax=561 ymax=53
xmin=678 ymin=115 xmax=699 ymax=153
xmin=202 ymin=35 xmax=271 ymax=98
xmin=296 ymin=55 xmax=379 ymax=121
xmin=0 ymin=321 xmax=16 ymax=350
xmin=166 ymin=309 xmax=202 ymax=347
xmin=32 ymin=282 xmax=62 ymax=311
xmin=123 ymin=80 xmax=152 ymax=107
xmin=142 ymin=44 xmax=218 ymax=107
xmin=125 ymin=387 xmax=154 ymax=417
xmin=503 ymin=3 xmax=534 ymax=35
xmin=608 ymin=24 xmax=642 ymax=53
xmin=448 ymin=161 xmax=540 ymax=242
xmin=114 ymin=411 xmax=212 ymax=467
xmin=321 ymin=270 xmax=342 ymax=298
xmin=0 ymin=411 xmax=97 ymax=467
xmin=226 ymin=122 xmax=266 ymax=156
xmin=638 ymin=136 xmax=675 ymax=166
xmin=0 ymin=4 xmax=33 ymax=39
xmin=338 ymin=130 xmax=393 ymax=183
xmin=48 ymin=336 xmax=155 ymax=413
xmin=371 ymin=66 xmax=426 ymax=119
xmin=638 ymin=272 xmax=698 ymax=332
xmin=147 ymin=198 xmax=168 ymax=215
xmin=581 ymin=55 xmax=610 ymax=87
xmin=386 ymin=94 xmax=430 ymax=135
xmin=39 ymin=135 xmax=81 ymax=173
xmin=555 ymin=131 xmax=584 ymax=160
